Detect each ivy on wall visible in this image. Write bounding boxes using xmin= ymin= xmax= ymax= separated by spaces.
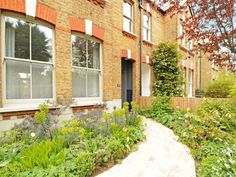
xmin=152 ymin=42 xmax=183 ymax=96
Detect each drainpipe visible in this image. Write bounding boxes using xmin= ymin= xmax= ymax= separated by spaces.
xmin=138 ymin=0 xmax=143 ymax=96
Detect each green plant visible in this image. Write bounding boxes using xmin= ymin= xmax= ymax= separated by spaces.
xmin=75 ymin=151 xmax=95 ymax=177
xmin=141 ymin=99 xmax=236 ymax=177
xmin=205 ymin=72 xmax=236 ymax=98
xmin=229 ymin=82 xmax=236 ymax=98
xmin=195 ymin=88 xmax=205 ymax=98
xmin=0 ymin=102 xmax=145 ymax=177
xmin=152 ymin=42 xmax=183 ymax=96
xmin=34 ymin=104 xmax=49 ymax=124
xmin=20 ymin=138 xmax=66 ymax=169
xmin=106 ymin=139 xmax=125 ymax=161
xmin=142 ymin=96 xmax=173 ymax=119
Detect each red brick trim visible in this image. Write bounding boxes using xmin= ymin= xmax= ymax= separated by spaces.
xmin=0 ymin=0 xmax=25 ymax=14
xmin=143 ymin=40 xmax=154 ymax=47
xmin=121 ymin=49 xmax=136 ymax=62
xmin=70 ymin=17 xmax=86 ymax=33
xmin=142 ymin=55 xmax=153 ymax=65
xmin=0 ymin=0 xmax=57 ymax=25
xmin=36 ymin=4 xmax=57 ymax=25
xmin=71 ymin=105 xmax=105 ymax=113
xmin=93 ymin=24 xmax=105 ymax=41
xmin=122 ymin=30 xmax=137 ymax=40
xmin=1 ymin=109 xmax=57 ymax=120
xmin=142 ymin=56 xmax=146 ymax=63
xmin=143 ymin=0 xmax=152 ymax=16
xmin=70 ymin=17 xmax=104 ymax=41
xmin=87 ymin=0 xmax=106 ymax=8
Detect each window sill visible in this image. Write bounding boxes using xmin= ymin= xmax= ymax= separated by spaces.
xmin=143 ymin=40 xmax=154 ymax=47
xmin=0 ymin=103 xmax=56 ymax=114
xmin=71 ymin=98 xmax=104 ymax=107
xmin=122 ymin=30 xmax=137 ymax=40
xmin=179 ymin=45 xmax=195 ymax=56
xmin=71 ymin=99 xmax=105 ymax=112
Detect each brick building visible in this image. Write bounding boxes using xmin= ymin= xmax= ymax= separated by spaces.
xmin=0 ymin=0 xmax=199 ymax=125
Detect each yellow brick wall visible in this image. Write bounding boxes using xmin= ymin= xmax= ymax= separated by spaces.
xmin=0 ymin=0 xmax=213 ymax=109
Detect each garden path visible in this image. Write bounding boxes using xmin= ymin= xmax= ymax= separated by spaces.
xmin=96 ymin=118 xmax=196 ymax=177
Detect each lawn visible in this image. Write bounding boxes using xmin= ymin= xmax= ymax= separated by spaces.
xmin=141 ymin=97 xmax=236 ymax=177
xmin=0 ymin=102 xmax=145 ymax=177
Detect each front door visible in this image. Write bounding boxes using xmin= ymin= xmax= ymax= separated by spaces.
xmin=121 ymin=60 xmax=133 ymax=106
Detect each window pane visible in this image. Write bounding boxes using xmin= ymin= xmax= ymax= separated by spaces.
xmin=123 ymin=17 xmax=132 ymax=32
xmin=143 ymin=28 xmax=149 ymax=40
xmin=124 ymin=2 xmax=132 ymax=18
xmin=5 ymin=16 xmax=30 ymax=59
xmin=88 ymin=40 xmax=100 ymax=69
xmin=32 ymin=25 xmax=53 ymax=62
xmin=72 ymin=36 xmax=86 ymax=67
xmin=32 ymin=63 xmax=53 ymax=98
xmin=6 ymin=60 xmax=30 ymax=99
xmin=72 ymin=68 xmax=86 ymax=97
xmin=87 ymin=70 xmax=100 ymax=97
xmin=144 ymin=15 xmax=149 ymax=28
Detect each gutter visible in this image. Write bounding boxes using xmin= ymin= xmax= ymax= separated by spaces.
xmin=138 ymin=0 xmax=143 ymax=96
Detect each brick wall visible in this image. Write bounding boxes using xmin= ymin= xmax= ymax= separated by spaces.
xmin=0 ymin=0 xmax=203 ymax=118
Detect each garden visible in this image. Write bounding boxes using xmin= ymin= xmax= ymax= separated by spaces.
xmin=0 ymin=102 xmax=145 ymax=177
xmin=141 ymin=97 xmax=236 ymax=177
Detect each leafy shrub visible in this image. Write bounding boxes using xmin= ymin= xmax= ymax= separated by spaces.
xmin=229 ymin=82 xmax=236 ymax=98
xmin=34 ymin=104 xmax=49 ymax=124
xmin=195 ymin=89 xmax=205 ymax=98
xmin=205 ymin=72 xmax=236 ymax=98
xmin=0 ymin=102 xmax=144 ymax=177
xmin=106 ymin=139 xmax=125 ymax=160
xmin=152 ymin=42 xmax=183 ymax=96
xmin=75 ymin=151 xmax=95 ymax=177
xmin=141 ymin=96 xmax=173 ymax=119
xmin=141 ymin=99 xmax=236 ymax=176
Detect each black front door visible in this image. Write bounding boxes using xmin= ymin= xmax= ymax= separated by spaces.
xmin=121 ymin=60 xmax=133 ymax=106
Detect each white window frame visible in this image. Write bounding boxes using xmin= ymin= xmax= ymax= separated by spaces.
xmin=188 ymin=40 xmax=193 ymax=50
xmin=179 ymin=24 xmax=185 ymax=46
xmin=123 ymin=0 xmax=133 ymax=33
xmin=71 ymin=33 xmax=103 ymax=104
xmin=188 ymin=69 xmax=193 ymax=97
xmin=1 ymin=13 xmax=56 ymax=107
xmin=143 ymin=14 xmax=151 ymax=41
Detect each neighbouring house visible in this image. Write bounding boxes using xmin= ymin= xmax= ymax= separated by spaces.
xmin=0 ymin=0 xmax=210 ymax=129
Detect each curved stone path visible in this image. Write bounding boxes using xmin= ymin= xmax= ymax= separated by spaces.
xmin=96 ymin=118 xmax=196 ymax=177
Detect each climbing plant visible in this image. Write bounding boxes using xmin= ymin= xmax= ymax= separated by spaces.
xmin=152 ymin=42 xmax=183 ymax=96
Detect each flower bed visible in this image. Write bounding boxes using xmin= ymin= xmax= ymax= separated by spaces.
xmin=141 ymin=97 xmax=236 ymax=177
xmin=0 ymin=102 xmax=145 ymax=177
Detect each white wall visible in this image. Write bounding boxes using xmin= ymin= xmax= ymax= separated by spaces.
xmin=141 ymin=64 xmax=151 ymax=96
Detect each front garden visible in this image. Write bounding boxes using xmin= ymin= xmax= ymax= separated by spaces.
xmin=0 ymin=102 xmax=145 ymax=177
xmin=141 ymin=97 xmax=236 ymax=177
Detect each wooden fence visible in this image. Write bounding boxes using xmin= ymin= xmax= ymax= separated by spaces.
xmin=139 ymin=96 xmax=236 ymax=112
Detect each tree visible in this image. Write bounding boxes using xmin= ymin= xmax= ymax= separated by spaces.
xmin=6 ymin=19 xmax=52 ymax=62
xmin=152 ymin=0 xmax=236 ymax=71
xmin=152 ymin=42 xmax=183 ymax=96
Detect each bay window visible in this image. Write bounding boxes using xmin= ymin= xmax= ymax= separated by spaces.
xmin=72 ymin=35 xmax=101 ymax=98
xmin=4 ymin=16 xmax=54 ymax=101
xmin=123 ymin=1 xmax=133 ymax=33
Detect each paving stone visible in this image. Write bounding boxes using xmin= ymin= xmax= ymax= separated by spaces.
xmin=96 ymin=118 xmax=196 ymax=177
